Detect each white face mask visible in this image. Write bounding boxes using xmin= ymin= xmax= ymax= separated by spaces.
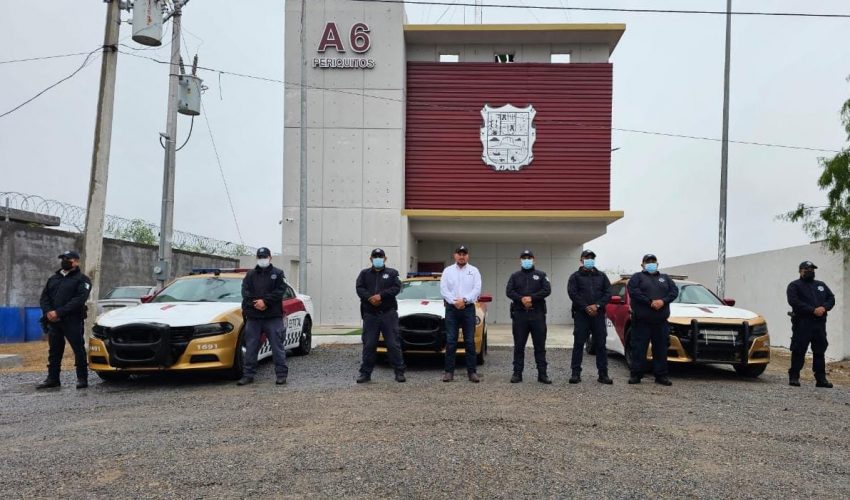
xmin=257 ymin=258 xmax=271 ymax=268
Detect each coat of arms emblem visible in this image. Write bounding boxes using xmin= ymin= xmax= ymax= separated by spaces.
xmin=480 ymin=104 xmax=536 ymax=171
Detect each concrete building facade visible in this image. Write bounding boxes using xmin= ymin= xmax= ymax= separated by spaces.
xmin=283 ymin=0 xmax=625 ymax=325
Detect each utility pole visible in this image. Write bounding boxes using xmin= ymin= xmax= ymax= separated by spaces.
xmin=82 ymin=0 xmax=121 ymax=342
xmin=155 ymin=2 xmax=184 ymax=289
xmin=298 ymin=0 xmax=308 ymax=292
xmin=717 ymin=0 xmax=732 ymax=298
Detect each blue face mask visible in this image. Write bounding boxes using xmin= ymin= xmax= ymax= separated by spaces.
xmin=645 ymin=263 xmax=658 ymax=273
xmin=583 ymin=259 xmax=596 ymax=270
xmin=521 ymin=259 xmax=533 ymax=270
xmin=372 ymin=258 xmax=384 ymax=268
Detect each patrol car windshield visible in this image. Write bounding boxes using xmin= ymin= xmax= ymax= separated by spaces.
xmin=398 ymin=281 xmax=443 ymax=301
xmin=151 ymin=277 xmax=243 ymax=303
xmin=673 ymin=283 xmax=724 ymax=306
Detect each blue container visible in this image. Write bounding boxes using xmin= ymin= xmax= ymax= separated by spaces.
xmin=0 ymin=307 xmax=25 ymax=343
xmin=24 ymin=307 xmax=45 ymax=342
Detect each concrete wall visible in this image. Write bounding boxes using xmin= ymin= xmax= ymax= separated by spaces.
xmin=283 ymin=0 xmax=407 ymax=325
xmin=666 ymin=243 xmax=848 ymax=361
xmin=417 ymin=240 xmax=582 ymax=325
xmin=406 ymin=43 xmax=610 ymax=63
xmin=0 ymin=222 xmax=238 ymax=307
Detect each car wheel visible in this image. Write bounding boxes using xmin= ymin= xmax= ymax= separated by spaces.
xmin=293 ymin=318 xmax=312 ymax=356
xmin=476 ymin=328 xmax=488 ymax=365
xmin=586 ymin=335 xmax=596 ymax=356
xmin=227 ymin=330 xmax=246 ymax=380
xmin=733 ymin=363 xmax=766 ymax=378
xmin=96 ymin=371 xmax=130 ymax=383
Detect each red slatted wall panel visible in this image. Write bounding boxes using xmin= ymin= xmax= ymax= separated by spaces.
xmin=405 ymin=62 xmax=613 ymax=210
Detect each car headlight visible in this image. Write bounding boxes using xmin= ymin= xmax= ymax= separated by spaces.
xmin=92 ymin=324 xmax=109 ymax=339
xmin=192 ymin=322 xmax=234 ymax=338
xmin=751 ymin=323 xmax=768 ymax=337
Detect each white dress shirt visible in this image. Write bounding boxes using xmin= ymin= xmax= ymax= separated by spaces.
xmin=440 ymin=263 xmax=482 ymax=304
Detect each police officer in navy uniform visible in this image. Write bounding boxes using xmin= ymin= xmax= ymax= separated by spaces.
xmin=506 ymin=249 xmax=552 ymax=384
xmin=355 ymin=248 xmax=406 ymax=383
xmin=567 ymin=249 xmax=613 ymax=384
xmin=238 ymin=247 xmax=288 ymax=386
xmin=787 ymin=261 xmax=835 ymax=388
xmin=627 ymin=254 xmax=678 ymax=386
xmin=37 ymin=250 xmax=92 ymax=389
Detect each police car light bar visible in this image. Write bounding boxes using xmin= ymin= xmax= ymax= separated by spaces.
xmin=407 ymin=272 xmax=442 ymax=278
xmin=190 ymin=268 xmax=250 ymax=275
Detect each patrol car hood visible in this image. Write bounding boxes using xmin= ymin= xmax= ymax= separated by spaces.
xmin=668 ymin=303 xmax=759 ymax=321
xmin=96 ymin=302 xmax=240 ymax=327
xmin=398 ymin=300 xmax=446 ymax=319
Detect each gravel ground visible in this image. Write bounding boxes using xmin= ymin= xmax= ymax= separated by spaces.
xmin=1 ymin=345 xmax=849 ymax=499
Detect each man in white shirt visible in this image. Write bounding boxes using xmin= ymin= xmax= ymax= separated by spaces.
xmin=440 ymin=245 xmax=482 ymax=382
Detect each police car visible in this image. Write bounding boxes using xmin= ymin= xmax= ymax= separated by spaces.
xmin=88 ymin=268 xmax=313 ymax=381
xmin=592 ymin=276 xmax=770 ymax=377
xmin=377 ymin=273 xmax=492 ymax=364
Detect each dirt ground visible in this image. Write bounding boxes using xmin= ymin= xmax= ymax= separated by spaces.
xmin=3 ymin=340 xmax=849 ymax=386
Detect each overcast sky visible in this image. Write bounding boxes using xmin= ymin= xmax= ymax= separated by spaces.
xmin=1 ymin=1 xmax=848 ymax=273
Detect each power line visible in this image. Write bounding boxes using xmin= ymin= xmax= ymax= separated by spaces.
xmin=117 ymin=48 xmax=842 ymax=154
xmin=351 ymin=0 xmax=850 ymax=18
xmin=200 ymin=101 xmax=245 ymax=246
xmin=0 ymin=48 xmax=101 ymax=120
xmin=0 ymin=51 xmax=96 ymax=65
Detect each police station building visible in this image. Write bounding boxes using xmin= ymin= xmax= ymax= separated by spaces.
xmin=283 ymin=0 xmax=625 ymax=326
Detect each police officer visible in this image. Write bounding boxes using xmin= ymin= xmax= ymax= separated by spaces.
xmin=355 ymin=248 xmax=406 ymax=383
xmin=506 ymin=249 xmax=552 ymax=384
xmin=567 ymin=249 xmax=613 ymax=384
xmin=238 ymin=247 xmax=288 ymax=386
xmin=787 ymin=261 xmax=834 ymax=388
xmin=37 ymin=250 xmax=92 ymax=389
xmin=627 ymin=254 xmax=678 ymax=386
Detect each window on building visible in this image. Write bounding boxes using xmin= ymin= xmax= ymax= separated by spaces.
xmin=439 ymin=54 xmax=459 ymax=63
xmin=551 ymin=53 xmax=571 ymax=63
xmin=494 ymin=53 xmax=514 ymax=63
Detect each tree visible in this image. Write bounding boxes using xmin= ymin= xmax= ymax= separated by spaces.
xmin=782 ymin=77 xmax=850 ymax=256
xmin=113 ymin=219 xmax=157 ymax=246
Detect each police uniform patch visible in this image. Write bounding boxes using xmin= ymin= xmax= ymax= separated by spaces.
xmin=818 ymin=285 xmax=825 ymax=291
xmin=271 ymin=274 xmax=277 ymax=280
xmin=545 ymin=276 xmax=550 ymax=282
xmin=383 ymin=274 xmax=389 ymax=279
xmin=658 ymin=278 xmax=666 ymax=283
xmin=533 ymin=275 xmax=540 ymax=280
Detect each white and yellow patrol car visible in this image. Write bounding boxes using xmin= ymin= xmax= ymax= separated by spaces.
xmin=88 ymin=268 xmax=313 ymax=381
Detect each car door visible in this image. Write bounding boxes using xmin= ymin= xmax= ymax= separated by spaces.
xmin=282 ymin=284 xmax=306 ymax=348
xmin=605 ymin=281 xmax=628 ymax=354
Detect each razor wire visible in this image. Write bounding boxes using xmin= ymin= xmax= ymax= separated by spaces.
xmin=0 ymin=192 xmax=255 ymax=257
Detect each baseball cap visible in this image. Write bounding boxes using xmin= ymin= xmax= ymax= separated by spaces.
xmin=58 ymin=250 xmax=80 ymax=260
xmin=520 ymin=249 xmax=534 ymax=258
xmin=370 ymin=248 xmax=386 ymax=258
xmin=256 ymin=247 xmax=271 ymax=258
xmin=642 ymin=254 xmax=658 ymax=263
xmin=580 ymin=249 xmax=596 ymax=259
xmin=799 ymin=260 xmax=818 ymax=270
xmin=454 ymin=245 xmax=469 ymax=254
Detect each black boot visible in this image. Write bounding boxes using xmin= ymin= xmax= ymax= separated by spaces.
xmin=236 ymin=377 xmax=254 ymax=386
xmin=395 ymin=372 xmax=406 ymax=383
xmin=789 ymin=372 xmax=801 ymax=386
xmin=356 ymin=373 xmax=371 ymax=384
xmin=628 ymin=375 xmax=642 ymax=384
xmin=36 ymin=378 xmax=60 ymax=389
xmin=76 ymin=379 xmax=88 ymax=389
xmin=815 ymin=376 xmax=833 ymax=388
xmin=655 ymin=377 xmax=672 ymax=386
xmin=568 ymin=373 xmax=581 ymax=384
xmin=510 ymin=373 xmax=522 ymax=383
xmin=537 ymin=374 xmax=552 ymax=385
xmin=598 ymin=372 xmax=613 ymax=385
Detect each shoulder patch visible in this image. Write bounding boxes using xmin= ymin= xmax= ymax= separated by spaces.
xmin=84 ymin=283 xmax=91 ymax=290
xmin=545 ymin=276 xmax=550 ymax=282
xmin=818 ymin=285 xmax=825 ymax=292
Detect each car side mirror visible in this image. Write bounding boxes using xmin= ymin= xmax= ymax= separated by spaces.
xmin=140 ymin=294 xmax=154 ymax=303
xmin=609 ymin=296 xmax=623 ymax=305
xmin=478 ymin=294 xmax=493 ymax=303
xmin=723 ymin=298 xmax=736 ymax=307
